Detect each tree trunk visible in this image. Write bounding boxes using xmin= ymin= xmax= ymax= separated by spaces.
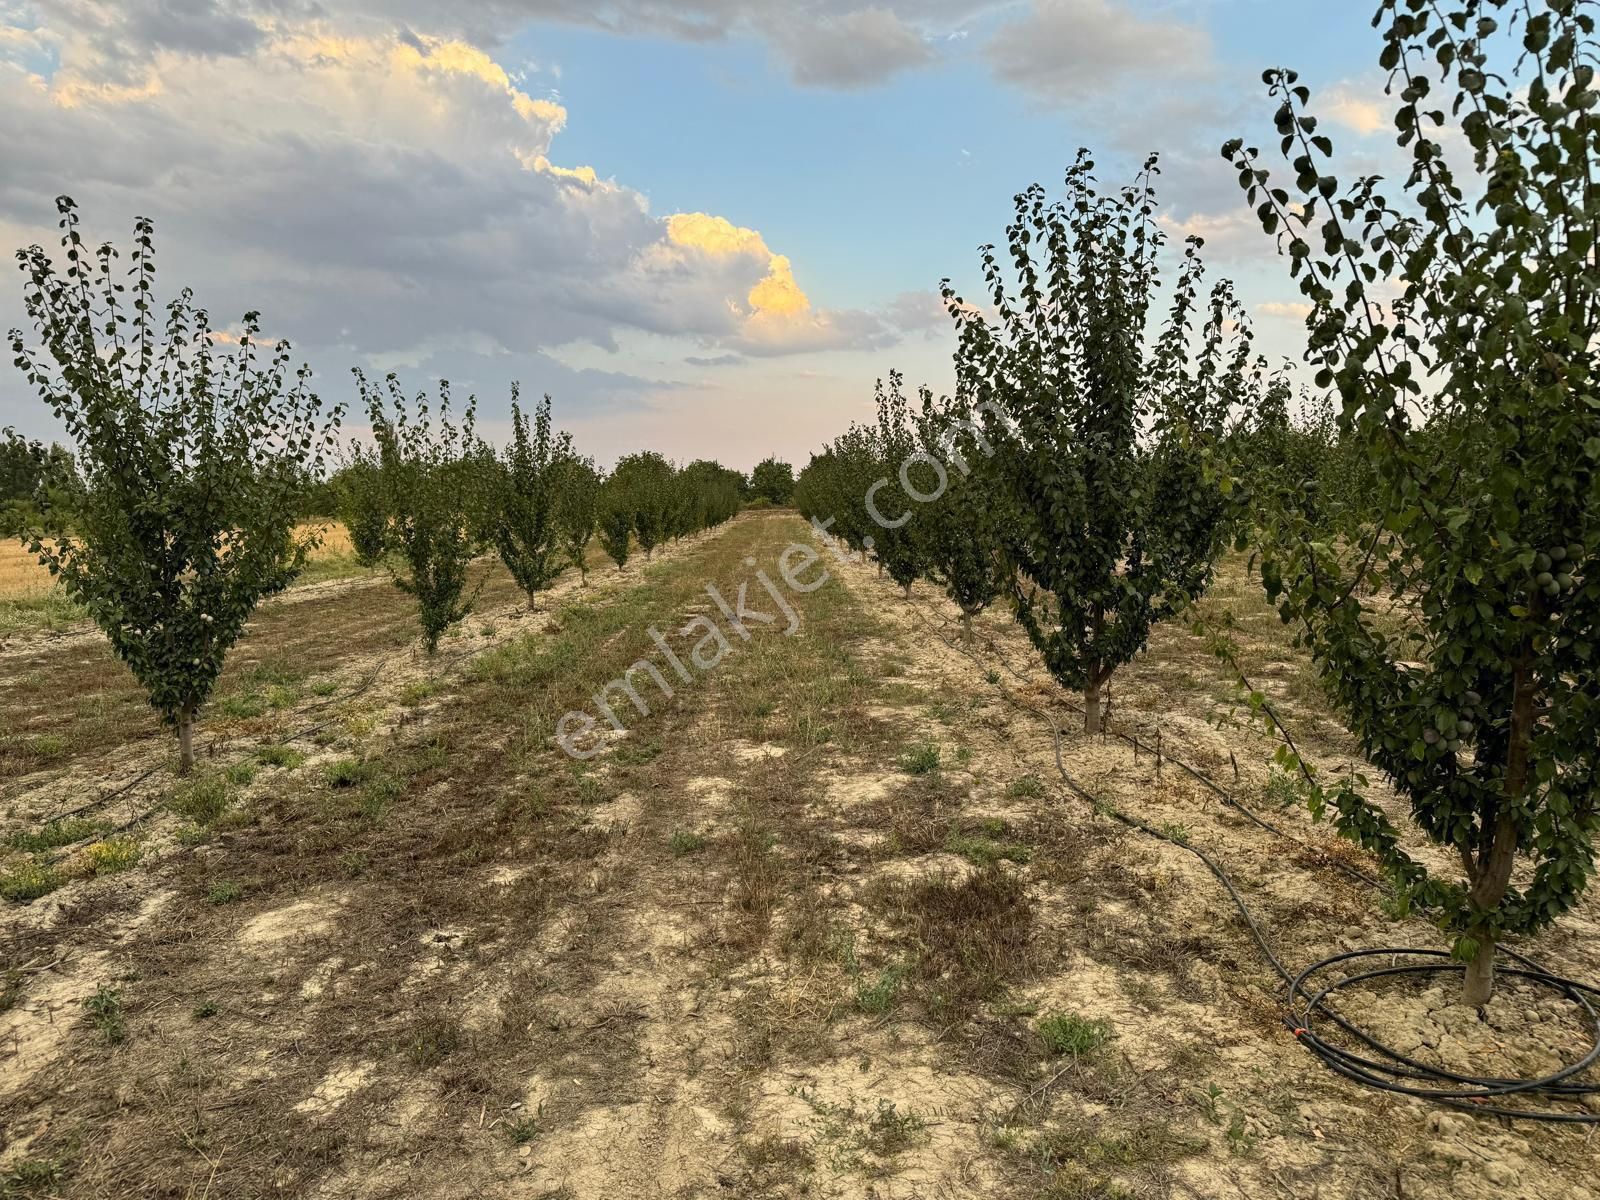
xmin=177 ymin=708 xmax=196 ymax=775
xmin=579 ymin=566 xmax=588 ymax=587
xmin=526 ymin=588 xmax=539 ymax=611
xmin=1460 ymin=644 xmax=1537 ymax=1004
xmin=1463 ymin=939 xmax=1497 ymax=1007
xmin=960 ymin=610 xmax=973 ymax=645
xmin=1084 ymin=677 xmax=1103 ymax=735
xmin=902 ymin=581 xmax=913 ymax=600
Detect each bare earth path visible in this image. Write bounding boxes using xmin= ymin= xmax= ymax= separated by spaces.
xmin=1 ymin=512 xmax=1597 ymax=1199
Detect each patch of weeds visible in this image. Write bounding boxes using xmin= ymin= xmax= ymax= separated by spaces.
xmin=406 ymin=1016 xmax=465 ymax=1067
xmin=1225 ymin=1110 xmax=1257 ymax=1155
xmin=81 ymin=837 xmax=141 ymax=876
xmin=984 ymin=669 xmax=1001 ymax=685
xmin=952 ymin=745 xmax=973 ymax=766
xmin=574 ymin=773 xmax=607 ymax=805
xmin=1028 ymin=1118 xmax=1205 ymax=1179
xmin=1 ymin=860 xmax=63 ymax=903
xmin=1006 ymin=775 xmax=1045 ymax=800
xmin=508 ymin=1109 xmax=542 ymax=1144
xmin=897 ymin=741 xmax=941 ymax=775
xmin=870 ymin=866 xmax=1032 ymax=1017
xmin=1037 ymin=1011 xmax=1113 ymax=1058
xmin=339 ymin=851 xmax=368 ymax=878
xmin=669 ymin=830 xmax=707 ymax=857
xmin=23 ymin=734 xmax=68 ymax=761
xmin=739 ymin=1135 xmax=813 ymax=1179
xmin=217 ymin=693 xmax=268 ymax=720
xmin=614 ymin=735 xmax=664 ymax=766
xmin=945 ymin=833 xmax=1031 ymax=867
xmin=322 ymin=758 xmax=372 ymax=788
xmin=1262 ymin=767 xmax=1313 ymax=811
xmin=256 ymin=744 xmax=304 ymax=769
xmin=795 ymin=1088 xmax=929 ymax=1170
xmin=854 ymin=963 xmax=907 ymax=1016
xmin=2 ymin=1151 xmax=71 ymax=1196
xmin=168 ymin=774 xmax=231 ymax=827
xmin=84 ymin=985 xmax=126 ymax=1044
xmin=1158 ymin=822 xmax=1189 ymax=845
xmin=225 ymin=762 xmax=257 ymax=786
xmin=207 ymin=880 xmax=244 ymax=905
xmin=399 ymin=680 xmax=441 ymax=707
xmin=309 ymin=678 xmax=339 ymax=698
xmin=7 ymin=817 xmax=107 ymax=853
xmin=192 ymin=999 xmax=219 ymax=1020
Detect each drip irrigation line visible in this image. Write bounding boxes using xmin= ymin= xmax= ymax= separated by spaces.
xmin=897 ymin=584 xmax=1600 ymax=1123
xmin=906 ymin=600 xmax=1384 ymax=892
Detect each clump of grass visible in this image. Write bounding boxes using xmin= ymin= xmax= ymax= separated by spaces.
xmin=322 ymin=758 xmax=372 ymax=788
xmin=399 ymin=680 xmax=441 ymax=707
xmin=945 ymin=833 xmax=1031 ymax=867
xmin=869 ymin=866 xmax=1033 ymax=1017
xmin=1263 ymin=767 xmax=1314 ymax=811
xmin=84 ymin=985 xmax=125 ymax=1044
xmin=256 ymin=744 xmax=304 ymax=769
xmin=614 ymin=736 xmax=663 ymax=766
xmin=81 ymin=837 xmax=141 ymax=876
xmin=1006 ymin=775 xmax=1045 ymax=800
xmin=207 ymin=880 xmax=244 ymax=905
xmin=23 ymin=733 xmax=68 ymax=761
xmin=1028 ymin=1118 xmax=1206 ymax=1174
xmin=8 ymin=817 xmax=108 ymax=853
xmin=225 ymin=762 xmax=257 ymax=786
xmin=897 ymin=741 xmax=941 ymax=775
xmin=168 ymin=774 xmax=231 ymax=826
xmin=854 ymin=964 xmax=907 ymax=1015
xmin=192 ymin=999 xmax=219 ymax=1020
xmin=509 ymin=1117 xmax=539 ymax=1144
xmin=1 ymin=859 xmax=64 ymax=902
xmin=1037 ymin=1011 xmax=1113 ymax=1058
xmin=668 ymin=830 xmax=707 ymax=857
xmin=339 ymin=851 xmax=368 ymax=878
xmin=2 ymin=1152 xmax=70 ymax=1194
xmin=406 ymin=1016 xmax=465 ymax=1067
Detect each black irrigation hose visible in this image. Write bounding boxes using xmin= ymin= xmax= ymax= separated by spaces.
xmin=902 ymin=588 xmax=1600 ymax=1123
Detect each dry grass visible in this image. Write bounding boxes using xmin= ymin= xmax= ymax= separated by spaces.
xmin=0 ymin=521 xmax=358 ymax=600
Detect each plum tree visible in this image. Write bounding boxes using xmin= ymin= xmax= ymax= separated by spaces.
xmin=1222 ymin=0 xmax=1600 ymax=1002
xmin=337 ymin=456 xmax=388 ymax=567
xmin=611 ymin=452 xmax=675 ymax=560
xmin=866 ymin=371 xmax=930 ymax=598
xmin=8 ymin=198 xmax=341 ymax=771
xmin=553 ymin=452 xmax=600 ymax=584
xmin=943 ymin=152 xmax=1247 ymax=733
xmin=750 ymin=457 xmax=795 ymax=506
xmin=596 ymin=478 xmax=633 ymax=573
xmin=355 ymin=369 xmax=481 ymax=654
xmin=913 ymin=389 xmax=1004 ymax=640
xmin=491 ymin=388 xmax=569 ymax=609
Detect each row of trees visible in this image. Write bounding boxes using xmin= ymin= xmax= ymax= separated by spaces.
xmin=799 ymin=0 xmax=1599 ymax=1005
xmin=336 ymin=386 xmax=749 ymax=653
xmin=4 ymin=199 xmax=776 ymax=769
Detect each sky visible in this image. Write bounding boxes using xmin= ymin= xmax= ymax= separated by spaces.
xmin=0 ymin=0 xmax=1398 ymax=472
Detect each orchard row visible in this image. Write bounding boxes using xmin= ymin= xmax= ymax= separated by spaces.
xmin=797 ymin=0 xmax=1600 ymax=1011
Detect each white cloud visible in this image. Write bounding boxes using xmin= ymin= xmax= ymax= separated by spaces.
xmin=984 ymin=0 xmax=1211 ymax=106
xmin=0 ymin=10 xmax=915 ymax=440
xmin=1258 ymin=300 xmax=1313 ymax=321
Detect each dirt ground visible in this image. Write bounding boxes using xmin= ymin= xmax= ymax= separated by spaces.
xmin=1 ymin=512 xmax=1597 ymax=1199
